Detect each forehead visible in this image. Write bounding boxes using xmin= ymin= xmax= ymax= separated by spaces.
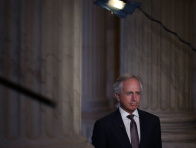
xmin=122 ymin=78 xmax=141 ymax=90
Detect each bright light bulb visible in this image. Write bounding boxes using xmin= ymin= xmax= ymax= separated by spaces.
xmin=108 ymin=0 xmax=126 ymax=10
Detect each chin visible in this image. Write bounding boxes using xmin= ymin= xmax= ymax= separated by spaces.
xmin=130 ymin=107 xmax=138 ymax=111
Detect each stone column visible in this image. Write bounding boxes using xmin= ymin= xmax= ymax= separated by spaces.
xmin=0 ymin=0 xmax=92 ymax=147
xmin=82 ymin=0 xmax=108 ymax=114
xmin=193 ymin=0 xmax=196 ymax=113
xmin=81 ymin=0 xmax=120 ymax=142
xmin=121 ymin=0 xmax=196 ymax=147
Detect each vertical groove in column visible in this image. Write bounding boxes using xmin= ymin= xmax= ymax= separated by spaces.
xmin=72 ymin=0 xmax=82 ymax=135
xmin=34 ymin=0 xmax=42 ymax=136
xmin=184 ymin=0 xmax=192 ymax=110
xmin=82 ymin=0 xmax=90 ymax=100
xmin=165 ymin=0 xmax=172 ymax=111
xmin=147 ymin=0 xmax=151 ymax=111
xmin=82 ymin=0 xmax=93 ymax=110
xmin=140 ymin=0 xmax=151 ymax=110
xmin=156 ymin=0 xmax=161 ymax=111
xmin=82 ymin=0 xmax=86 ymax=99
xmin=89 ymin=1 xmax=93 ymax=98
xmin=98 ymin=8 xmax=106 ymax=98
xmin=136 ymin=6 xmax=142 ymax=77
xmin=3 ymin=0 xmax=20 ymax=139
xmin=19 ymin=0 xmax=26 ymax=139
xmin=61 ymin=0 xmax=76 ymax=137
xmin=150 ymin=0 xmax=160 ymax=111
xmin=85 ymin=0 xmax=90 ymax=98
xmin=121 ymin=19 xmax=126 ymax=72
xmin=58 ymin=0 xmax=71 ymax=136
xmin=178 ymin=0 xmax=185 ymax=110
xmin=134 ymin=8 xmax=141 ymax=76
xmin=92 ymin=4 xmax=96 ymax=97
xmin=160 ymin=0 xmax=170 ymax=111
xmin=169 ymin=0 xmax=177 ymax=111
xmin=187 ymin=0 xmax=193 ymax=110
xmin=96 ymin=6 xmax=100 ymax=97
xmin=181 ymin=0 xmax=187 ymax=109
xmin=130 ymin=14 xmax=135 ymax=73
xmin=55 ymin=0 xmax=62 ymax=136
xmin=40 ymin=0 xmax=56 ymax=138
xmin=175 ymin=0 xmax=180 ymax=110
xmin=181 ymin=0 xmax=186 ymax=109
xmin=21 ymin=0 xmax=41 ymax=139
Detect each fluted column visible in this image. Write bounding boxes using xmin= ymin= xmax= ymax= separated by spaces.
xmin=0 ymin=0 xmax=92 ymax=147
xmin=81 ymin=0 xmax=120 ymax=142
xmin=194 ymin=1 xmax=196 ymax=113
xmin=121 ymin=0 xmax=196 ymax=146
xmin=82 ymin=0 xmax=118 ymax=116
xmin=82 ymin=0 xmax=108 ymax=113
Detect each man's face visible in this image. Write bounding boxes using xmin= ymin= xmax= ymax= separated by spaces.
xmin=115 ymin=78 xmax=141 ymax=114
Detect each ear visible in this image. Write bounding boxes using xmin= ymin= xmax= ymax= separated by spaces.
xmin=115 ymin=93 xmax=120 ymax=102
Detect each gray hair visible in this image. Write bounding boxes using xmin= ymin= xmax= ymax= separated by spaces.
xmin=113 ymin=73 xmax=143 ymax=99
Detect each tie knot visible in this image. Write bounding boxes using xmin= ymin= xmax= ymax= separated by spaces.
xmin=127 ymin=114 xmax=134 ymax=120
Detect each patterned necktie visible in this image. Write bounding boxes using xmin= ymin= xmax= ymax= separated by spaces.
xmin=127 ymin=114 xmax=139 ymax=148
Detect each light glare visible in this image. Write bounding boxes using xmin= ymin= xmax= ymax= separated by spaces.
xmin=108 ymin=0 xmax=125 ymax=10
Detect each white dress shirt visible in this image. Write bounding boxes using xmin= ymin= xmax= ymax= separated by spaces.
xmin=119 ymin=107 xmax=141 ymax=143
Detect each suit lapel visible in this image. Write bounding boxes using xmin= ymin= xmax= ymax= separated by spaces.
xmin=113 ymin=109 xmax=132 ymax=148
xmin=138 ymin=109 xmax=147 ymax=147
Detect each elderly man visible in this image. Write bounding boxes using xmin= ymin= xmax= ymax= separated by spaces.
xmin=92 ymin=73 xmax=162 ymax=148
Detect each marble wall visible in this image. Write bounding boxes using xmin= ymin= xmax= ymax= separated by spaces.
xmin=120 ymin=0 xmax=196 ymax=147
xmin=0 ymin=0 xmax=92 ymax=147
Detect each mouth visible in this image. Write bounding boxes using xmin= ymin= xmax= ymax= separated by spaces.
xmin=129 ymin=103 xmax=138 ymax=106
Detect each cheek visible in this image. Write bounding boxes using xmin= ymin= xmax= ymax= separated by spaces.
xmin=137 ymin=97 xmax=141 ymax=103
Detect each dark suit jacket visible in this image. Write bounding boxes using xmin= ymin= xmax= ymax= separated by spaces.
xmin=92 ymin=108 xmax=162 ymax=148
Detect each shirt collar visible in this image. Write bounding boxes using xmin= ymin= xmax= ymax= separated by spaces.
xmin=119 ymin=107 xmax=139 ymax=119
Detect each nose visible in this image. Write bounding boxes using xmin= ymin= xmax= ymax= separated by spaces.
xmin=131 ymin=93 xmax=137 ymax=100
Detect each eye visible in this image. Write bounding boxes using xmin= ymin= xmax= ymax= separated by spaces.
xmin=136 ymin=92 xmax=141 ymax=95
xmin=127 ymin=92 xmax=131 ymax=95
xmin=126 ymin=92 xmax=132 ymax=95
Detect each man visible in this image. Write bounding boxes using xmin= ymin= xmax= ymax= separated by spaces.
xmin=92 ymin=73 xmax=162 ymax=148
